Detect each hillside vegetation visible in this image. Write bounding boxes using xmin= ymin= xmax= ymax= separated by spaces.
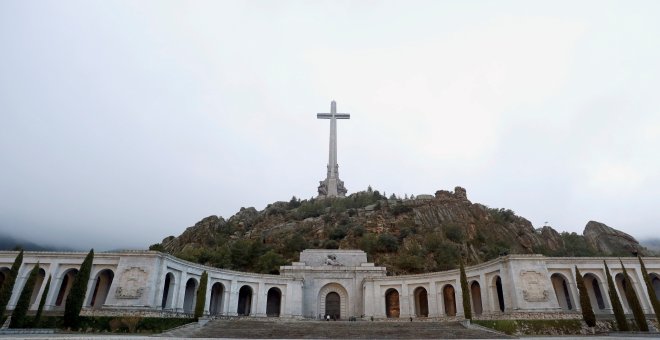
xmin=152 ymin=187 xmax=649 ymax=275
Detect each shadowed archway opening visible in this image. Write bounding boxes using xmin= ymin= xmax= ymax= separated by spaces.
xmin=551 ymin=273 xmax=573 ymax=311
xmin=583 ymin=273 xmax=605 ymax=311
xmin=615 ymin=273 xmax=636 ymax=312
xmin=161 ymin=273 xmax=175 ymax=309
xmin=237 ymin=285 xmax=253 ymax=316
xmin=183 ymin=278 xmax=198 ymax=314
xmin=55 ymin=269 xmax=78 ymax=307
xmin=494 ymin=276 xmax=505 ymax=312
xmin=471 ymin=281 xmax=483 ymax=315
xmin=266 ymin=287 xmax=282 ymax=317
xmin=209 ymin=282 xmax=224 ymax=315
xmin=29 ymin=268 xmax=46 ymax=309
xmin=650 ymin=273 xmax=660 ymax=300
xmin=325 ymin=292 xmax=341 ymax=319
xmin=385 ymin=288 xmax=400 ymax=318
xmin=88 ymin=269 xmax=114 ymax=309
xmin=414 ymin=287 xmax=428 ymax=317
xmin=443 ymin=285 xmax=456 ymax=316
xmin=0 ymin=267 xmax=10 ymax=290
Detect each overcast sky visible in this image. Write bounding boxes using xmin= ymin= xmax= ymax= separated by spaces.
xmin=1 ymin=1 xmax=659 ymax=250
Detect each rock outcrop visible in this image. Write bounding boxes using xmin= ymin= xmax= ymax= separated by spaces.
xmin=155 ymin=187 xmax=648 ymax=274
xmin=583 ymin=220 xmax=648 ymax=256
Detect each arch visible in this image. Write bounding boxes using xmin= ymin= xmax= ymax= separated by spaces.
xmin=237 ymin=285 xmax=253 ymax=316
xmin=0 ymin=267 xmax=10 ymax=288
xmin=88 ymin=269 xmax=114 ymax=308
xmin=385 ymin=288 xmax=400 ymax=318
xmin=266 ymin=287 xmax=282 ymax=317
xmin=29 ymin=268 xmax=47 ymax=308
xmin=318 ymin=283 xmax=348 ymax=320
xmin=183 ymin=277 xmax=198 ymax=314
xmin=493 ymin=276 xmax=505 ymax=312
xmin=209 ymin=282 xmax=225 ymax=315
xmin=55 ymin=269 xmax=78 ymax=307
xmin=583 ymin=273 xmax=605 ymax=311
xmin=443 ymin=285 xmax=457 ymax=316
xmin=413 ymin=287 xmax=429 ymax=317
xmin=326 ymin=292 xmax=340 ymax=319
xmin=615 ymin=273 xmax=633 ymax=312
xmin=161 ymin=272 xmax=175 ymax=309
xmin=550 ymin=273 xmax=573 ymax=311
xmin=470 ymin=281 xmax=483 ymax=315
xmin=650 ymin=273 xmax=660 ymax=301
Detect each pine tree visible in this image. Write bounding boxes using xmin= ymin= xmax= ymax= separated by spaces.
xmin=63 ymin=249 xmax=94 ymax=329
xmin=33 ymin=275 xmax=51 ymax=327
xmin=575 ymin=266 xmax=596 ymax=327
xmin=638 ymin=256 xmax=660 ymax=325
xmin=605 ymin=261 xmax=629 ymax=331
xmin=0 ymin=249 xmax=23 ymax=320
xmin=459 ymin=258 xmax=472 ymax=320
xmin=620 ymin=260 xmax=648 ymax=331
xmin=195 ymin=271 xmax=208 ymax=318
xmin=9 ymin=263 xmax=39 ymax=328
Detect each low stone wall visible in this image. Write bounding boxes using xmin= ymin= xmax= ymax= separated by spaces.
xmin=474 ymin=312 xmax=581 ymax=320
xmin=80 ymin=309 xmax=193 ymax=319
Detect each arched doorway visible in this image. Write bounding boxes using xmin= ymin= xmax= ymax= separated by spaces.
xmin=385 ymin=288 xmax=400 ymax=318
xmin=470 ymin=281 xmax=483 ymax=315
xmin=615 ymin=273 xmax=633 ymax=312
xmin=0 ymin=267 xmax=10 ymax=288
xmin=443 ymin=285 xmax=456 ymax=316
xmin=493 ymin=276 xmax=505 ymax=312
xmin=650 ymin=273 xmax=660 ymax=300
xmin=183 ymin=278 xmax=198 ymax=314
xmin=550 ymin=273 xmax=573 ymax=311
xmin=266 ymin=287 xmax=282 ymax=317
xmin=326 ymin=292 xmax=341 ymax=319
xmin=55 ymin=269 xmax=78 ymax=307
xmin=161 ymin=273 xmax=175 ymax=309
xmin=29 ymin=268 xmax=46 ymax=309
xmin=583 ymin=273 xmax=605 ymax=311
xmin=88 ymin=269 xmax=114 ymax=308
xmin=209 ymin=282 xmax=224 ymax=315
xmin=414 ymin=287 xmax=428 ymax=317
xmin=318 ymin=283 xmax=348 ymax=320
xmin=237 ymin=285 xmax=253 ymax=316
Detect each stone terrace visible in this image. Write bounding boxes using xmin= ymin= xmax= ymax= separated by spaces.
xmin=184 ymin=319 xmax=511 ymax=339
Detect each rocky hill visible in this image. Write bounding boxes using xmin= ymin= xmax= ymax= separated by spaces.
xmin=151 ymin=187 xmax=651 ymax=275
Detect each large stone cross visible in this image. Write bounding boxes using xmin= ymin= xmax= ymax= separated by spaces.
xmin=316 ymin=101 xmax=350 ymax=198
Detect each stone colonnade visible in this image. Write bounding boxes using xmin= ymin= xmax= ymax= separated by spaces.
xmin=0 ymin=251 xmax=659 ymax=320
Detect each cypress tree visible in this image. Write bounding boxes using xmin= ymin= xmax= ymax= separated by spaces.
xmin=638 ymin=256 xmax=660 ymax=324
xmin=0 ymin=249 xmax=23 ymax=320
xmin=605 ymin=261 xmax=629 ymax=331
xmin=459 ymin=258 xmax=472 ymax=320
xmin=9 ymin=263 xmax=39 ymax=328
xmin=575 ymin=266 xmax=596 ymax=327
xmin=620 ymin=260 xmax=648 ymax=331
xmin=33 ymin=275 xmax=51 ymax=327
xmin=195 ymin=271 xmax=208 ymax=318
xmin=63 ymin=249 xmax=94 ymax=329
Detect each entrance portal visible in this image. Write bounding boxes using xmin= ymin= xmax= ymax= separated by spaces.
xmin=325 ymin=292 xmax=340 ymax=320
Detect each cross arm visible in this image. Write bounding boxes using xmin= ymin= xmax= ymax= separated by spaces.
xmin=317 ymin=113 xmax=351 ymax=119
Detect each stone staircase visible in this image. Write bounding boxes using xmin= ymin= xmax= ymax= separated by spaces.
xmin=180 ymin=319 xmax=511 ymax=339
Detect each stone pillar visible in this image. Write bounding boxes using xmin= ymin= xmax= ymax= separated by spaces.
xmin=480 ymin=273 xmax=490 ymax=314
xmin=255 ymin=282 xmax=266 ymax=317
xmin=7 ymin=266 xmax=29 ymax=309
xmin=227 ymin=279 xmax=239 ymax=316
xmin=204 ymin=280 xmax=212 ymax=316
xmin=152 ymin=258 xmax=167 ymax=310
xmin=176 ymin=272 xmax=188 ymax=313
xmin=400 ymin=284 xmax=411 ymax=318
xmin=455 ymin=278 xmax=464 ymax=318
xmin=44 ymin=263 xmax=61 ymax=310
xmin=428 ymin=281 xmax=439 ymax=317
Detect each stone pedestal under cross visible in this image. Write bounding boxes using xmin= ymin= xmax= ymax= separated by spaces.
xmin=316 ymin=101 xmax=350 ymax=198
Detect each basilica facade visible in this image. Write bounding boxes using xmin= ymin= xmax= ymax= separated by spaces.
xmin=1 ymin=249 xmax=659 ymax=321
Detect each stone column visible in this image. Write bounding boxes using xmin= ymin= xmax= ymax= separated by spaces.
xmin=176 ymin=271 xmax=188 ymax=313
xmin=480 ymin=273 xmax=490 ymax=314
xmin=400 ymin=284 xmax=410 ymax=318
xmin=44 ymin=262 xmax=61 ymax=311
xmin=455 ymin=278 xmax=464 ymax=318
xmin=204 ymin=280 xmax=212 ymax=316
xmin=428 ymin=281 xmax=439 ymax=317
xmin=255 ymin=282 xmax=266 ymax=317
xmin=227 ymin=279 xmax=239 ymax=316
